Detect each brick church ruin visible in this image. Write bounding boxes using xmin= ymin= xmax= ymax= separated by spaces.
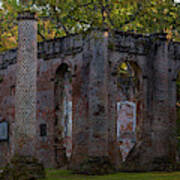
xmin=0 ymin=11 xmax=180 ymax=173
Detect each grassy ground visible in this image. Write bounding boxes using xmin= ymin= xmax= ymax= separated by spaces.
xmin=46 ymin=169 xmax=180 ymax=180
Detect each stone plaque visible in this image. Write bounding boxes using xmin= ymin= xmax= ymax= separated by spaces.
xmin=117 ymin=101 xmax=136 ymax=161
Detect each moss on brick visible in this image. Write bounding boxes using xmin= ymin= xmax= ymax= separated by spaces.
xmin=73 ymin=156 xmax=116 ymax=175
xmin=0 ymin=154 xmax=46 ymax=180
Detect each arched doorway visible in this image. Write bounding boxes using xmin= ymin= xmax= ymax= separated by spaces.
xmin=54 ymin=63 xmax=72 ymax=167
xmin=116 ymin=61 xmax=143 ymax=161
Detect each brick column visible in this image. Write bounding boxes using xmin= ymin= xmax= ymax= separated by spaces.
xmin=152 ymin=35 xmax=176 ymax=168
xmin=88 ymin=31 xmax=109 ymax=158
xmin=14 ymin=11 xmax=37 ymax=156
xmin=71 ymin=31 xmax=113 ymax=174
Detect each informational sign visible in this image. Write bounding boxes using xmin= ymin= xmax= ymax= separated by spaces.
xmin=0 ymin=121 xmax=8 ymax=141
xmin=117 ymin=101 xmax=136 ymax=161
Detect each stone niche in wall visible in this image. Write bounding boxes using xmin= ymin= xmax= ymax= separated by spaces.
xmin=54 ymin=63 xmax=72 ymax=167
xmin=116 ymin=61 xmax=142 ymax=162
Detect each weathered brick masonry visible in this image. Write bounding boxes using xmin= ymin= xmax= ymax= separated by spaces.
xmin=14 ymin=11 xmax=38 ymax=158
xmin=0 ymin=26 xmax=180 ymax=172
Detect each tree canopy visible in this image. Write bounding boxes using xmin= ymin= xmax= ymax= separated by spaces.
xmin=0 ymin=0 xmax=180 ymax=51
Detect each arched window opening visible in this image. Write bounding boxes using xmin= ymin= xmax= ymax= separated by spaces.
xmin=54 ymin=63 xmax=72 ymax=167
xmin=116 ymin=62 xmax=142 ymax=162
xmin=117 ymin=62 xmax=141 ymax=100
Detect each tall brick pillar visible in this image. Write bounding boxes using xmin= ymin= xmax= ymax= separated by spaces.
xmin=151 ymin=35 xmax=176 ymax=169
xmin=88 ymin=31 xmax=109 ymax=158
xmin=14 ymin=11 xmax=37 ymax=156
xmin=71 ymin=31 xmax=114 ymax=174
xmin=1 ymin=11 xmax=45 ymax=180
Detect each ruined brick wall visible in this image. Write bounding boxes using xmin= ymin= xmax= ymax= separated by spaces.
xmin=0 ymin=30 xmax=180 ymax=171
xmin=0 ymin=34 xmax=82 ymax=168
xmin=0 ymin=50 xmax=16 ymax=166
xmin=108 ymin=32 xmax=180 ymax=170
xmin=107 ymin=32 xmax=151 ymax=168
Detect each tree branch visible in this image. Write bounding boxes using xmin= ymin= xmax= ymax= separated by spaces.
xmin=38 ymin=29 xmax=46 ymax=40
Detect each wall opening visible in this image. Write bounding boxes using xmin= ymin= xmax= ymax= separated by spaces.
xmin=40 ymin=124 xmax=47 ymax=137
xmin=54 ymin=63 xmax=72 ymax=167
xmin=116 ymin=61 xmax=142 ymax=161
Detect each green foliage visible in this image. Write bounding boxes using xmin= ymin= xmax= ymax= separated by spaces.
xmin=45 ymin=169 xmax=180 ymax=180
xmin=0 ymin=0 xmax=180 ymax=51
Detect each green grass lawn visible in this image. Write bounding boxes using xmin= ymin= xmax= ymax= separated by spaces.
xmin=46 ymin=169 xmax=180 ymax=180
